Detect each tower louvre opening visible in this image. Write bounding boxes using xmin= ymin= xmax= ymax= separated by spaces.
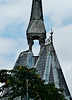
xmin=32 ymin=40 xmax=40 ymax=56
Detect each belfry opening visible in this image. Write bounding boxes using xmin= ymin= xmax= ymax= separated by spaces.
xmin=32 ymin=40 xmax=40 ymax=56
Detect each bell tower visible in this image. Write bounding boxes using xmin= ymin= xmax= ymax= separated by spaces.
xmin=26 ymin=0 xmax=46 ymax=51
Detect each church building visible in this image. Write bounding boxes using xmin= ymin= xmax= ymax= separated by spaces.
xmin=14 ymin=0 xmax=71 ymax=99
xmin=2 ymin=0 xmax=71 ymax=100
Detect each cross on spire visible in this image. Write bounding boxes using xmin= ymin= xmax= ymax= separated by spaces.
xmin=50 ymin=29 xmax=54 ymax=44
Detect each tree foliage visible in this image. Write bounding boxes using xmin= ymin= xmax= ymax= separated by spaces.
xmin=0 ymin=66 xmax=65 ymax=100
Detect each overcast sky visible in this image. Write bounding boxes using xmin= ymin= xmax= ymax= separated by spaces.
xmin=0 ymin=0 xmax=72 ymax=96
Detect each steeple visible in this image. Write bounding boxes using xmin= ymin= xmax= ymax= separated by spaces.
xmin=26 ymin=0 xmax=46 ymax=51
xmin=30 ymin=0 xmax=43 ymax=21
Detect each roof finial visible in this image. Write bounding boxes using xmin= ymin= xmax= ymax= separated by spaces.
xmin=50 ymin=29 xmax=54 ymax=44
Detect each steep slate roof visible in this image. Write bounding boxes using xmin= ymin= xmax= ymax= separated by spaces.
xmin=14 ymin=50 xmax=39 ymax=68
xmin=2 ymin=44 xmax=71 ymax=100
xmin=13 ymin=42 xmax=71 ymax=98
xmin=34 ymin=43 xmax=71 ymax=98
xmin=14 ymin=50 xmax=29 ymax=67
xmin=13 ymin=43 xmax=71 ymax=99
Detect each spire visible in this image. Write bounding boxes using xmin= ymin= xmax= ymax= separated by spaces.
xmin=30 ymin=0 xmax=43 ymax=21
xmin=26 ymin=0 xmax=46 ymax=51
